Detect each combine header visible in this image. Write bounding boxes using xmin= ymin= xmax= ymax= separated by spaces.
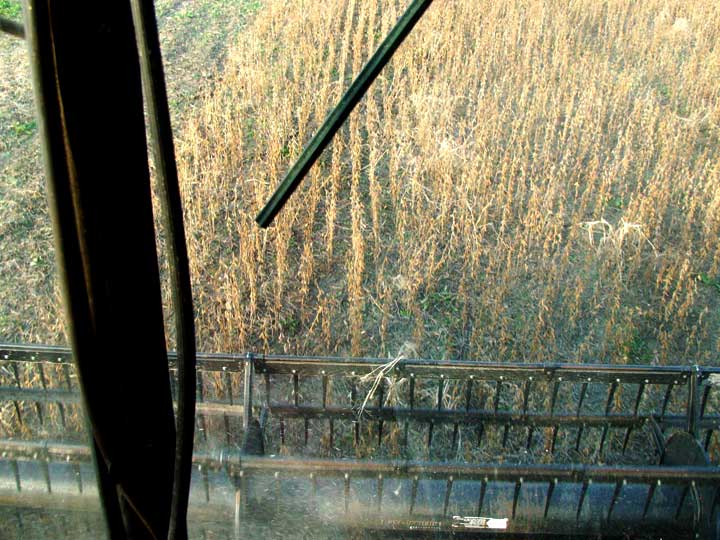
xmin=1 ymin=344 xmax=718 ymax=538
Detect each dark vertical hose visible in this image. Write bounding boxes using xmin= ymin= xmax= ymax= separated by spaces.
xmin=129 ymin=2 xmax=197 ymax=539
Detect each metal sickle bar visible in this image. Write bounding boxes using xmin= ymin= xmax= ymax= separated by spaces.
xmin=3 ymin=439 xmax=718 ymax=486
xmin=228 ymin=455 xmax=720 ymax=485
xmin=0 ymin=16 xmax=24 ymax=39
xmin=255 ymin=0 xmax=435 ymax=227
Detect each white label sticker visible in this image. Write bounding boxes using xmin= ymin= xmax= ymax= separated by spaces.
xmin=453 ymin=516 xmax=509 ymax=529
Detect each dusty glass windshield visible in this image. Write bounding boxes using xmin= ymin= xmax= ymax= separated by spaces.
xmin=1 ymin=0 xmax=718 ymax=538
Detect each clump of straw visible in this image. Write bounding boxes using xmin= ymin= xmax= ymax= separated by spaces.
xmin=357 ymin=342 xmax=417 ymax=418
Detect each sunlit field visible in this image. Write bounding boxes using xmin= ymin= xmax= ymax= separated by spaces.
xmin=176 ymin=0 xmax=720 ymax=365
xmin=1 ymin=0 xmax=718 ymax=366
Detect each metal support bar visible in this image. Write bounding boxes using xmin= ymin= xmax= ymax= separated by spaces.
xmin=443 ymin=476 xmax=453 ymax=516
xmin=576 ymin=479 xmax=589 ymax=522
xmin=606 ymin=382 xmax=618 ymax=415
xmin=242 ymin=354 xmax=253 ymax=430
xmin=266 ymin=404 xmax=654 ymax=428
xmin=642 ymin=481 xmax=659 ymax=519
xmin=599 ymin=425 xmax=613 ymax=455
xmin=522 ymin=380 xmax=532 ymax=414
xmin=700 ymin=385 xmax=711 ymax=418
xmin=409 ymin=475 xmax=419 ymax=515
xmin=213 ymin=453 xmax=720 ymax=485
xmin=607 ymin=480 xmax=623 ymax=521
xmin=493 ymin=380 xmax=503 ymax=413
xmin=688 ymin=367 xmax=700 ymax=439
xmin=577 ymin=382 xmax=588 ymax=416
xmin=343 ymin=473 xmax=350 ymax=514
xmin=377 ymin=474 xmax=384 ymax=513
xmin=3 ymin=382 xmax=716 ymax=437
xmin=1 ymin=344 xmax=704 ymax=383
xmin=543 ymin=479 xmax=556 ymax=518
xmin=549 ymin=426 xmax=558 ymax=453
xmin=661 ymin=383 xmax=674 ymax=418
xmin=634 ymin=383 xmax=646 ymax=416
xmin=477 ymin=477 xmax=487 ymax=514
xmin=549 ymin=382 xmax=560 ymax=415
xmin=512 ymin=478 xmax=522 ymax=518
xmin=465 ymin=378 xmax=473 ymax=411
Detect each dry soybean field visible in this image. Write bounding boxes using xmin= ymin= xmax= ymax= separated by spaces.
xmin=2 ymin=0 xmax=720 ymax=368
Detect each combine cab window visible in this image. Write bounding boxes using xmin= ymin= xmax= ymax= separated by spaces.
xmin=1 ymin=1 xmax=719 ymax=539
